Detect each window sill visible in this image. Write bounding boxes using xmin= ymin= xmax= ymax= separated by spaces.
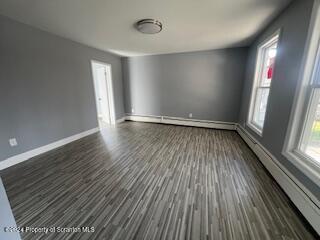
xmin=246 ymin=122 xmax=263 ymax=137
xmin=282 ymin=149 xmax=320 ymax=186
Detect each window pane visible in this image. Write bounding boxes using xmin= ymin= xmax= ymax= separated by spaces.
xmin=313 ymin=54 xmax=320 ymax=85
xmin=300 ymin=88 xmax=320 ymax=163
xmin=260 ymin=43 xmax=277 ymax=87
xmin=252 ymin=88 xmax=270 ymax=129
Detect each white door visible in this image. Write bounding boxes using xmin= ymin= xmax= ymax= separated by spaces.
xmin=96 ymin=66 xmax=111 ymax=123
xmin=92 ymin=61 xmax=116 ymax=128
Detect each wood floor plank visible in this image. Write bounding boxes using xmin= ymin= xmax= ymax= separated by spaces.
xmin=0 ymin=121 xmax=318 ymax=240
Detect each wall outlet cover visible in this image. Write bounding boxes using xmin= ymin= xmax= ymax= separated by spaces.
xmin=189 ymin=113 xmax=193 ymax=118
xmin=132 ymin=108 xmax=135 ymax=113
xmin=9 ymin=138 xmax=18 ymax=147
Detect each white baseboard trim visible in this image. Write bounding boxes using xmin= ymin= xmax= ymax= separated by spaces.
xmin=116 ymin=117 xmax=126 ymax=124
xmin=236 ymin=124 xmax=320 ymax=235
xmin=125 ymin=114 xmax=236 ymax=130
xmin=0 ymin=128 xmax=99 ymax=170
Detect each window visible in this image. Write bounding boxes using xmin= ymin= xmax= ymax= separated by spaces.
xmin=294 ymin=43 xmax=320 ymax=165
xmin=283 ymin=2 xmax=320 ymax=185
xmin=284 ymin=43 xmax=320 ymax=185
xmin=300 ymin=81 xmax=320 ymax=161
xmin=248 ymin=31 xmax=280 ymax=135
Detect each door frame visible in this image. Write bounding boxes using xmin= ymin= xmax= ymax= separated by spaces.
xmin=91 ymin=60 xmax=116 ymax=127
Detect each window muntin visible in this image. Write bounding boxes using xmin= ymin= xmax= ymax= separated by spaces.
xmin=248 ymin=34 xmax=279 ymax=133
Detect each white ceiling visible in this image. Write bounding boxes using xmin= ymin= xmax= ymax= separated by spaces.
xmin=0 ymin=0 xmax=291 ymax=56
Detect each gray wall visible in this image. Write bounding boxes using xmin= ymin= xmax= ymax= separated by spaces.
xmin=238 ymin=0 xmax=320 ymax=198
xmin=122 ymin=48 xmax=248 ymax=122
xmin=0 ymin=15 xmax=125 ymax=161
xmin=0 ymin=178 xmax=21 ymax=240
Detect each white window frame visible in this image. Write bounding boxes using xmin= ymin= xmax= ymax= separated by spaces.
xmin=247 ymin=30 xmax=281 ymax=136
xmin=283 ymin=0 xmax=320 ymax=186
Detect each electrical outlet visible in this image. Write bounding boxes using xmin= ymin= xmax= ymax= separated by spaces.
xmin=132 ymin=108 xmax=135 ymax=113
xmin=9 ymin=138 xmax=18 ymax=147
xmin=189 ymin=113 xmax=193 ymax=118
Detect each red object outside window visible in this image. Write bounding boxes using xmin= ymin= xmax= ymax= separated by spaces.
xmin=267 ymin=57 xmax=275 ymax=79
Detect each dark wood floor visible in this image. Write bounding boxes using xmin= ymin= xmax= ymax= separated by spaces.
xmin=1 ymin=122 xmax=318 ymax=240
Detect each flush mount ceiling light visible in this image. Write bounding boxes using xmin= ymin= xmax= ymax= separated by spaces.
xmin=136 ymin=19 xmax=162 ymax=34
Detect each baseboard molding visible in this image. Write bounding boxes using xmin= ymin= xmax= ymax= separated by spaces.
xmin=116 ymin=117 xmax=126 ymax=124
xmin=0 ymin=128 xmax=99 ymax=170
xmin=236 ymin=124 xmax=320 ymax=235
xmin=125 ymin=114 xmax=236 ymax=130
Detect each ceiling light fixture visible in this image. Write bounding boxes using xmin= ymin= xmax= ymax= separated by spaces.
xmin=136 ymin=19 xmax=162 ymax=34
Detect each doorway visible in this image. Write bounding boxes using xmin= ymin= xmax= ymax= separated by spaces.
xmin=91 ymin=60 xmax=116 ymax=128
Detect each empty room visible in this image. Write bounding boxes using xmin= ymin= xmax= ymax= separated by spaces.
xmin=1 ymin=0 xmax=320 ymax=239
